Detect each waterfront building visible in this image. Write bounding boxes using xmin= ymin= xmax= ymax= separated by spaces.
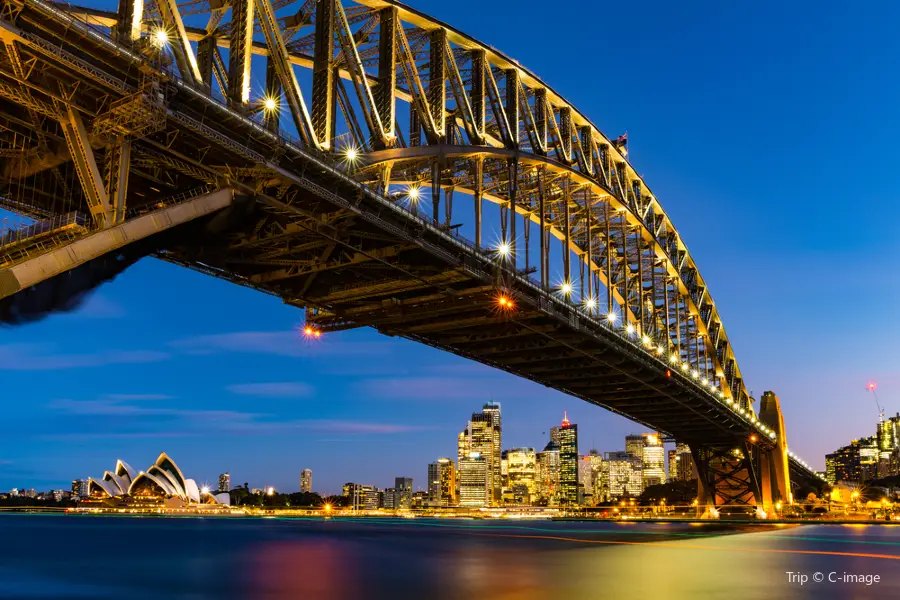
xmin=218 ymin=472 xmax=230 ymax=493
xmin=505 ymin=447 xmax=536 ymax=505
xmin=86 ymin=453 xmax=229 ymax=506
xmin=428 ymin=458 xmax=457 ymax=506
xmin=536 ymin=441 xmax=561 ymax=505
xmin=71 ymin=479 xmax=88 ymax=499
xmin=382 ymin=487 xmax=398 ymax=509
xmin=458 ymin=453 xmax=489 ymax=507
xmin=668 ymin=450 xmax=678 ymax=483
xmin=463 ymin=403 xmax=502 ymax=505
xmin=826 ymin=442 xmax=861 ymax=483
xmin=605 ymin=451 xmax=642 ymax=499
xmin=625 ymin=434 xmax=644 ymax=460
xmin=858 ymin=436 xmax=878 ymax=481
xmin=675 ymin=443 xmax=694 ymax=481
xmin=395 ymin=477 xmax=413 ymax=508
xmin=641 ymin=433 xmax=665 ymax=489
xmin=585 ymin=450 xmax=603 ymax=504
xmin=550 ymin=412 xmax=578 ymax=505
xmin=300 ymin=469 xmax=312 ymax=494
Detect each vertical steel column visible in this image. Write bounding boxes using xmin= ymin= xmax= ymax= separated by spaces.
xmin=664 ymin=275 xmax=671 ymax=352
xmin=559 ymin=106 xmax=572 ymax=161
xmin=538 ymin=167 xmax=547 ymax=290
xmin=563 ymin=177 xmax=571 ymax=292
xmin=445 ymin=186 xmax=453 ymax=225
xmin=505 ymin=69 xmax=519 ymax=148
xmin=508 ymin=158 xmax=518 ymax=266
xmin=228 ymin=0 xmax=254 ymax=104
xmin=534 ymin=88 xmax=547 ymax=155
xmin=674 ymin=290 xmax=682 ymax=360
xmin=637 ymin=233 xmax=644 ymax=336
xmin=265 ymin=57 xmax=282 ymax=133
xmin=198 ymin=35 xmax=216 ymax=88
xmin=410 ymin=109 xmax=420 ymax=146
xmin=605 ymin=201 xmax=613 ymax=315
xmin=311 ymin=0 xmax=336 ymax=149
xmin=375 ymin=7 xmax=397 ymax=149
xmin=107 ymin=137 xmax=131 ymax=224
xmin=470 ymin=49 xmax=485 ymax=137
xmin=116 ymin=0 xmax=143 ymax=46
xmin=431 ymin=159 xmax=440 ymax=225
xmin=619 ymin=212 xmax=629 ymax=326
xmin=473 ymin=157 xmax=483 ymax=249
xmin=585 ymin=193 xmax=592 ymax=305
xmin=579 ymin=125 xmax=593 ymax=174
xmin=429 ymin=29 xmax=446 ymax=140
xmin=650 ymin=253 xmax=658 ymax=340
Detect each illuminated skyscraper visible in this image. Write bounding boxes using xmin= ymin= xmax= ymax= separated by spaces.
xmin=505 ymin=447 xmax=536 ymax=505
xmin=668 ymin=450 xmax=678 ymax=483
xmin=858 ymin=436 xmax=878 ymax=481
xmin=300 ymin=469 xmax=312 ymax=494
xmin=460 ymin=403 xmax=502 ymax=505
xmin=605 ymin=451 xmax=642 ymax=499
xmin=428 ymin=458 xmax=457 ymax=506
xmin=395 ymin=477 xmax=413 ymax=508
xmin=641 ymin=433 xmax=665 ymax=489
xmin=625 ymin=434 xmax=644 ymax=460
xmin=71 ymin=479 xmax=88 ymax=499
xmin=218 ymin=472 xmax=231 ymax=493
xmin=579 ymin=451 xmax=602 ymax=506
xmin=536 ymin=440 xmax=561 ymax=505
xmin=550 ymin=413 xmax=578 ymax=505
xmin=459 ymin=453 xmax=489 ymax=507
xmin=674 ymin=443 xmax=694 ymax=481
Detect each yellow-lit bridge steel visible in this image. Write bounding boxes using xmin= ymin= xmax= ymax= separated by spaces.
xmin=0 ymin=0 xmax=822 ymax=507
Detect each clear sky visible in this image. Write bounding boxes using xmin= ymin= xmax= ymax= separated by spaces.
xmin=2 ymin=0 xmax=899 ymax=494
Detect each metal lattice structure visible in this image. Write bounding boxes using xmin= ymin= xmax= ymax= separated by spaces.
xmin=0 ymin=0 xmax=823 ymax=505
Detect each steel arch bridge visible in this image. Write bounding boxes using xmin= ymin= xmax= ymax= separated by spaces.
xmin=0 ymin=0 xmax=823 ymax=508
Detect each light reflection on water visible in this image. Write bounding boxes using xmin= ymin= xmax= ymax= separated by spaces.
xmin=0 ymin=515 xmax=898 ymax=599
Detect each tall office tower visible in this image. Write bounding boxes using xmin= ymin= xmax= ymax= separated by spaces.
xmin=858 ymin=436 xmax=879 ymax=481
xmin=605 ymin=451 xmax=642 ymax=499
xmin=458 ymin=453 xmax=489 ymax=507
xmin=536 ymin=440 xmax=561 ymax=505
xmin=625 ymin=434 xmax=644 ymax=460
xmin=877 ymin=415 xmax=900 ymax=477
xmin=579 ymin=455 xmax=594 ymax=505
xmin=549 ymin=413 xmax=578 ymax=505
xmin=395 ymin=477 xmax=413 ymax=508
xmin=641 ymin=433 xmax=665 ymax=489
xmin=463 ymin=403 xmax=502 ymax=505
xmin=586 ymin=450 xmax=603 ymax=504
xmin=597 ymin=459 xmax=610 ymax=502
xmin=71 ymin=479 xmax=88 ymax=499
xmin=343 ymin=482 xmax=364 ymax=509
xmin=505 ymin=447 xmax=536 ymax=505
xmin=500 ymin=453 xmax=509 ymax=500
xmin=300 ymin=469 xmax=312 ymax=494
xmin=218 ymin=472 xmax=231 ymax=493
xmin=428 ymin=458 xmax=457 ymax=506
xmin=668 ymin=450 xmax=678 ymax=483
xmin=675 ymin=443 xmax=694 ymax=481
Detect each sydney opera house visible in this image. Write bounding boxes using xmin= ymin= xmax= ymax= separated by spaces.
xmin=87 ymin=452 xmax=230 ymax=507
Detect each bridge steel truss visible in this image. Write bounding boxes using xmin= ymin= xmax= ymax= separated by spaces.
xmin=0 ymin=0 xmax=823 ymax=506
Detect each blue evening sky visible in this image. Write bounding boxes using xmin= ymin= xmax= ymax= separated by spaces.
xmin=2 ymin=0 xmax=899 ymax=494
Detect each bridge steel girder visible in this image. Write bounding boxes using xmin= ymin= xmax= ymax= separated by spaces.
xmin=227 ymin=0 xmax=254 ymax=105
xmin=1 ymin=0 xmax=825 ymax=489
xmin=60 ymin=106 xmax=114 ymax=228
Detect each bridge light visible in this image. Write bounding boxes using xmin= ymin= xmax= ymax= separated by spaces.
xmin=691 ymin=370 xmax=699 ymax=379
xmin=669 ymin=354 xmax=679 ymax=364
xmin=496 ymin=294 xmax=515 ymax=310
xmin=584 ymin=297 xmax=597 ymax=311
xmin=769 ymin=432 xmax=776 ymax=438
xmin=153 ymin=28 xmax=169 ymax=47
xmin=641 ymin=334 xmax=650 ymax=345
xmin=680 ymin=362 xmax=689 ymax=371
xmin=263 ymin=96 xmax=278 ymax=112
xmin=701 ymin=378 xmax=708 ymax=386
xmin=750 ymin=434 xmax=758 ymax=443
xmin=606 ymin=312 xmax=617 ymax=323
xmin=560 ymin=281 xmax=572 ymax=295
xmin=407 ymin=185 xmax=421 ymax=202
xmin=656 ymin=347 xmax=664 ymax=356
xmin=344 ymin=146 xmax=359 ymax=162
xmin=496 ymin=241 xmax=511 ymax=258
xmin=625 ymin=323 xmax=634 ymax=335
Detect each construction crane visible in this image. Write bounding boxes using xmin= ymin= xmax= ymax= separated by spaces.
xmin=867 ymin=382 xmax=885 ymax=422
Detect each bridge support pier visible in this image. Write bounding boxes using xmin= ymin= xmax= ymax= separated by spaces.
xmin=758 ymin=391 xmax=792 ymax=511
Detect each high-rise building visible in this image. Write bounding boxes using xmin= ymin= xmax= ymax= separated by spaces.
xmin=505 ymin=447 xmax=536 ymax=505
xmin=586 ymin=450 xmax=603 ymax=504
xmin=579 ymin=454 xmax=598 ymax=506
xmin=217 ymin=472 xmax=231 ymax=493
xmin=550 ymin=413 xmax=578 ymax=505
xmin=458 ymin=453 xmax=489 ymax=507
xmin=641 ymin=433 xmax=665 ymax=489
xmin=428 ymin=458 xmax=457 ymax=506
xmin=674 ymin=443 xmax=694 ymax=481
xmin=536 ymin=440 xmax=561 ymax=505
xmin=605 ymin=451 xmax=642 ymax=499
xmin=71 ymin=479 xmax=88 ymax=499
xmin=625 ymin=434 xmax=644 ymax=460
xmin=858 ymin=436 xmax=878 ymax=481
xmin=382 ymin=487 xmax=399 ymax=509
xmin=300 ymin=469 xmax=312 ymax=494
xmin=668 ymin=450 xmax=678 ymax=483
xmin=395 ymin=477 xmax=413 ymax=508
xmin=465 ymin=403 xmax=502 ymax=504
xmin=826 ymin=442 xmax=862 ymax=483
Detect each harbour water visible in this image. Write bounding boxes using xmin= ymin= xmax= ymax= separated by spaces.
xmin=1 ymin=514 xmax=897 ymax=599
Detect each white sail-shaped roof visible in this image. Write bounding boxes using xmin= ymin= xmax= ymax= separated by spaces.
xmin=103 ymin=471 xmax=130 ymax=495
xmin=213 ymin=493 xmax=230 ymax=506
xmin=89 ymin=477 xmax=119 ymax=498
xmin=148 ymin=465 xmax=184 ymax=499
xmin=184 ymin=479 xmax=201 ymax=504
xmin=128 ymin=471 xmax=174 ymax=498
xmin=115 ymin=459 xmax=136 ymax=483
xmin=154 ymin=453 xmax=187 ymax=499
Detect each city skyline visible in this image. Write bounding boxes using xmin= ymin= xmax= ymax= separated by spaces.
xmin=2 ymin=0 xmax=900 ymax=494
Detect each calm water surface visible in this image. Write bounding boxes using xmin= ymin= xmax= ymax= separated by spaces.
xmin=1 ymin=514 xmax=898 ymax=599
